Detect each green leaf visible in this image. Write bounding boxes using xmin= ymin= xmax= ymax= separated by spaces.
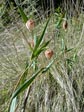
xmin=61 ymin=38 xmax=65 ymax=51
xmin=20 ymin=61 xmax=29 ymax=84
xmin=10 ymin=59 xmax=55 ymax=112
xmin=39 ymin=39 xmax=51 ymax=50
xmin=37 ymin=18 xmax=50 ymax=46
xmin=72 ymin=54 xmax=78 ymax=62
xmin=11 ymin=58 xmax=54 ymax=100
xmin=9 ymin=97 xmax=17 ymax=112
xmin=61 ymin=39 xmax=73 ymax=53
xmin=32 ymin=40 xmax=51 ymax=58
xmin=42 ymin=60 xmax=54 ymax=73
xmin=11 ymin=68 xmax=44 ymax=99
xmin=13 ymin=0 xmax=28 ymax=23
xmin=31 ymin=18 xmax=50 ymax=59
xmin=34 ymin=35 xmax=39 ymax=46
xmin=18 ymin=6 xmax=28 ymax=23
xmin=12 ymin=62 xmax=31 ymax=93
xmin=65 ymin=48 xmax=73 ymax=52
xmin=56 ymin=17 xmax=62 ymax=28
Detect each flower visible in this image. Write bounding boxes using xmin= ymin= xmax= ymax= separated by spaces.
xmin=63 ymin=20 xmax=68 ymax=30
xmin=45 ymin=49 xmax=53 ymax=59
xmin=26 ymin=19 xmax=35 ymax=31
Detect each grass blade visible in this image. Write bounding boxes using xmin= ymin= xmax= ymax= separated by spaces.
xmin=32 ymin=40 xmax=51 ymax=58
xmin=31 ymin=18 xmax=50 ymax=59
xmin=61 ymin=38 xmax=65 ymax=51
xmin=66 ymin=48 xmax=73 ymax=52
xmin=18 ymin=6 xmax=28 ymax=23
xmin=36 ymin=18 xmax=50 ymax=47
xmin=42 ymin=60 xmax=54 ymax=73
xmin=20 ymin=61 xmax=29 ymax=84
xmin=11 ymin=68 xmax=44 ymax=99
xmin=56 ymin=17 xmax=62 ymax=28
xmin=13 ymin=0 xmax=28 ymax=23
xmin=9 ymin=97 xmax=17 ymax=112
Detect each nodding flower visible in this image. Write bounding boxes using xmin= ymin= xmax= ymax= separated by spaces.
xmin=63 ymin=19 xmax=68 ymax=30
xmin=26 ymin=19 xmax=35 ymax=31
xmin=45 ymin=49 xmax=53 ymax=59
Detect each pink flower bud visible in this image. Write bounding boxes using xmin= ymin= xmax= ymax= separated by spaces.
xmin=63 ymin=20 xmax=68 ymax=30
xmin=26 ymin=19 xmax=35 ymax=31
xmin=45 ymin=49 xmax=53 ymax=59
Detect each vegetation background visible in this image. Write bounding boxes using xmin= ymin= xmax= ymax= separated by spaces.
xmin=0 ymin=0 xmax=84 ymax=112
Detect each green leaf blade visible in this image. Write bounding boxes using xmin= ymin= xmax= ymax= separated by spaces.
xmin=31 ymin=18 xmax=50 ymax=59
xmin=9 ymin=97 xmax=17 ymax=112
xmin=32 ymin=40 xmax=51 ymax=59
xmin=18 ymin=6 xmax=28 ymax=23
xmin=13 ymin=0 xmax=28 ymax=23
xmin=12 ymin=68 xmax=43 ymax=99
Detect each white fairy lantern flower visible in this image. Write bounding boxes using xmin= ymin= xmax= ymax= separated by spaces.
xmin=26 ymin=19 xmax=35 ymax=31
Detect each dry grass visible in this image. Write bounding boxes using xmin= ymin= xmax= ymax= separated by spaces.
xmin=0 ymin=13 xmax=84 ymax=112
xmin=0 ymin=1 xmax=84 ymax=112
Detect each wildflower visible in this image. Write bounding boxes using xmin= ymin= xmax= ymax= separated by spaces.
xmin=26 ymin=19 xmax=35 ymax=31
xmin=63 ymin=19 xmax=68 ymax=30
xmin=45 ymin=49 xmax=53 ymax=59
